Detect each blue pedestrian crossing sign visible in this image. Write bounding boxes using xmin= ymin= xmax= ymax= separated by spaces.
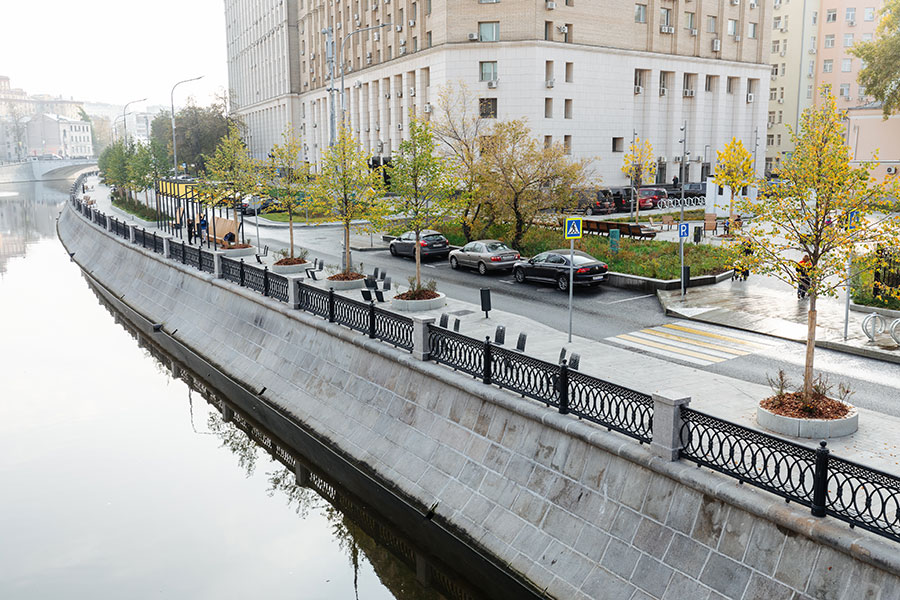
xmin=565 ymin=217 xmax=583 ymax=239
xmin=679 ymin=222 xmax=689 ymax=239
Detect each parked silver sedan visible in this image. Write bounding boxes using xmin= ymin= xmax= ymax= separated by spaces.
xmin=449 ymin=240 xmax=520 ymax=275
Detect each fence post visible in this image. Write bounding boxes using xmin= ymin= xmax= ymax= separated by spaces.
xmin=295 ymin=463 xmax=311 ymax=487
xmin=412 ymin=317 xmax=435 ymax=360
xmin=288 ymin=278 xmax=301 ymax=310
xmin=650 ymin=390 xmax=691 ymax=461
xmin=328 ymin=288 xmax=336 ymax=323
xmin=161 ymin=234 xmax=170 ymax=258
xmin=812 ymin=441 xmax=830 ymax=518
xmin=558 ymin=360 xmax=570 ymax=415
xmin=368 ymin=301 xmax=376 ymax=338
xmin=483 ymin=337 xmax=492 ymax=385
xmin=239 ymin=259 xmax=245 ymax=287
xmin=213 ymin=252 xmax=223 ymax=279
xmin=263 ymin=266 xmax=270 ymax=297
xmin=129 ymin=225 xmax=137 ymax=244
xmin=181 ymin=240 xmax=186 ymax=265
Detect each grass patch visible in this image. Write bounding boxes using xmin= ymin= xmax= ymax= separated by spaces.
xmin=112 ymin=195 xmax=166 ymax=222
xmin=851 ymin=269 xmax=900 ymax=311
xmin=260 ymin=210 xmax=336 ymax=224
xmin=604 ymin=209 xmax=706 ymax=224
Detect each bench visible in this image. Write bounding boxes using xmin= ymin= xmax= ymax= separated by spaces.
xmin=212 ymin=217 xmax=241 ymax=246
xmin=584 ymin=220 xmax=610 ymax=236
xmin=661 ymin=214 xmax=675 ymax=230
xmin=704 ymin=213 xmax=718 ymax=235
xmin=625 ymin=223 xmax=657 ymax=239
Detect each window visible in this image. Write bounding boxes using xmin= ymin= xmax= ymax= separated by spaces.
xmin=767 ymin=134 xmax=774 ymax=147
xmin=858 ymin=85 xmax=866 ymax=97
xmin=726 ymin=77 xmax=737 ymax=94
xmin=684 ymin=12 xmax=695 ymax=30
xmin=544 ymin=21 xmax=553 ymax=40
xmin=707 ymin=15 xmax=717 ymax=33
xmin=683 ymin=73 xmax=695 ymax=93
xmin=426 ymin=31 xmax=432 ymax=47
xmin=844 ymin=33 xmax=854 ymax=47
xmin=842 ymin=58 xmax=852 ymax=72
xmin=563 ymin=135 xmax=571 ymax=155
xmin=840 ymin=83 xmax=850 ymax=97
xmin=565 ymin=62 xmax=573 ymax=82
xmin=564 ymin=23 xmax=572 ymax=42
xmin=426 ymin=0 xmax=431 ymax=14
xmin=807 ymin=84 xmax=813 ymax=99
xmin=771 ymin=64 xmax=779 ymax=77
xmin=565 ymin=0 xmax=573 ymax=6
xmin=864 ymin=7 xmax=875 ymax=21
xmin=545 ymin=60 xmax=554 ymax=81
xmin=727 ymin=19 xmax=737 ymax=36
xmin=479 ymin=98 xmax=497 ymax=118
xmin=635 ymin=4 xmax=647 ymax=23
xmin=748 ymin=23 xmax=757 ymax=39
xmin=773 ymin=16 xmax=782 ymax=29
xmin=411 ymin=3 xmax=417 ymax=18
xmin=769 ymin=87 xmax=777 ymax=101
xmin=823 ymin=59 xmax=833 ymax=73
xmin=544 ymin=97 xmax=553 ymax=118
xmin=544 ymin=136 xmax=552 ymax=148
xmin=846 ymin=7 xmax=856 ymax=22
xmin=413 ymin=36 xmax=418 ymax=51
xmin=705 ymin=75 xmax=716 ymax=92
xmin=812 ymin=11 xmax=818 ymax=25
xmin=768 ymin=111 xmax=776 ymax=125
xmin=862 ymin=33 xmax=873 ymax=42
xmin=777 ymin=111 xmax=783 ymax=123
xmin=612 ymin=137 xmax=624 ymax=152
xmin=825 ymin=34 xmax=834 ymax=48
xmin=478 ymin=22 xmax=499 ymax=41
xmin=479 ymin=61 xmax=498 ymax=81
xmin=772 ymin=40 xmax=780 ymax=53
xmin=659 ymin=71 xmax=669 ymax=92
xmin=660 ymin=8 xmax=671 ymax=27
xmin=634 ymin=69 xmax=644 ymax=87
xmin=564 ymin=99 xmax=573 ymax=119
xmin=826 ymin=9 xmax=836 ymax=22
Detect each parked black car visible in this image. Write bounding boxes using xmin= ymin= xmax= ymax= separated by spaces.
xmin=389 ymin=229 xmax=451 ymax=259
xmin=604 ymin=187 xmax=638 ymax=212
xmin=512 ymin=249 xmax=609 ymax=291
xmin=241 ymin=196 xmax=276 ymax=215
xmin=575 ymin=189 xmax=614 ymax=216
xmin=681 ymin=182 xmax=707 ymax=198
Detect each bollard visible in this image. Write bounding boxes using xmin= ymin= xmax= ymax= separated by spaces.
xmin=811 ymin=441 xmax=830 ymax=518
xmin=482 ymin=337 xmax=493 ymax=385
xmin=650 ymin=391 xmax=691 ymax=461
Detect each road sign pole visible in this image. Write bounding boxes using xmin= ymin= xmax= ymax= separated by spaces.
xmin=569 ymin=238 xmax=574 ymax=343
xmin=679 ymin=222 xmax=689 ymax=297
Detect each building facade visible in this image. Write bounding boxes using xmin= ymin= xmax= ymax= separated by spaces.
xmin=25 ymin=114 xmax=94 ymax=158
xmin=846 ymin=102 xmax=900 ymax=180
xmin=227 ymin=0 xmax=772 ymax=184
xmin=225 ymin=0 xmax=303 ymax=158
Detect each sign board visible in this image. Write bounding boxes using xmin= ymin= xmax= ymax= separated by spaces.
xmin=679 ymin=222 xmax=690 ymax=239
xmin=848 ymin=210 xmax=859 ymax=230
xmin=564 ymin=217 xmax=583 ymax=240
xmin=609 ymin=229 xmax=620 ymax=254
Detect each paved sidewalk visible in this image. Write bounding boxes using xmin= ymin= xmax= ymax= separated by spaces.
xmin=83 ymin=177 xmax=900 ymax=477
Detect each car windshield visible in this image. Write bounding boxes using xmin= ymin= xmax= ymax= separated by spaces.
xmin=571 ymin=255 xmax=597 ymax=265
xmin=423 ymin=234 xmax=444 ymax=241
xmin=485 ymin=242 xmax=509 ymax=252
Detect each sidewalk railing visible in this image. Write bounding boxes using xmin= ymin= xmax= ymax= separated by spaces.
xmin=68 ymin=196 xmax=900 ymax=545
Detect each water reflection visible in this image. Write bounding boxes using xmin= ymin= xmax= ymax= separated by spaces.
xmin=97 ymin=286 xmax=481 ymax=600
xmin=0 ymin=179 xmax=68 ymax=274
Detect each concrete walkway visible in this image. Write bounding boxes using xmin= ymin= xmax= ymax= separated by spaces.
xmin=83 ymin=177 xmax=900 ymax=478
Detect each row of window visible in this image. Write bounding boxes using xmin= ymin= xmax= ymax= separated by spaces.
xmin=823 ymin=6 xmax=877 ymax=24
xmin=635 ymin=5 xmax=758 ymax=38
xmin=635 ymin=71 xmax=757 ymax=95
xmin=822 ymin=58 xmax=857 ymax=74
xmin=478 ymin=60 xmax=575 ymax=83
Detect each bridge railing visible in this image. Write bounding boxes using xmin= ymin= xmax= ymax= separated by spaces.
xmin=67 ymin=196 xmax=900 ymax=546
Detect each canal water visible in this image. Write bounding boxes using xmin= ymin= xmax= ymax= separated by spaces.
xmin=0 ymin=178 xmax=475 ymax=599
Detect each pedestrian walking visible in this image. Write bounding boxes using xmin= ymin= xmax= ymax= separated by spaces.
xmin=187 ymin=217 xmax=195 ymax=244
xmin=199 ymin=215 xmax=208 ymax=243
xmin=797 ymin=254 xmax=811 ymax=299
xmin=733 ymin=241 xmax=752 ymax=281
xmin=672 ymin=175 xmax=680 ymax=188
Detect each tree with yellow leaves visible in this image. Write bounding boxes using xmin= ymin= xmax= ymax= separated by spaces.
xmin=267 ymin=126 xmax=310 ymax=259
xmin=713 ymin=137 xmax=755 ymax=227
xmin=620 ymin=137 xmax=656 ymax=219
xmin=732 ymin=88 xmax=900 ymax=402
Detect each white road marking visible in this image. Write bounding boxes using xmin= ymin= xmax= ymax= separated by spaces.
xmin=601 ymin=293 xmax=655 ymax=305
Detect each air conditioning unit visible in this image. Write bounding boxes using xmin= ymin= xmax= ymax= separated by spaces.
xmin=354 ymin=81 xmax=362 ymax=88
xmin=749 ymin=1 xmax=757 ymax=7
xmin=397 ymin=90 xmax=403 ymax=97
xmin=409 ymin=87 xmax=416 ymax=96
xmin=674 ymin=155 xmax=682 ymax=162
xmin=311 ymin=52 xmax=316 ymax=59
xmin=487 ymin=79 xmax=498 ymax=88
xmin=734 ymin=35 xmax=741 ymax=42
xmin=809 ymin=48 xmax=816 ymax=54
xmin=300 ymin=49 xmax=305 ymax=55
xmin=408 ymin=19 xmax=415 ymax=26
xmin=683 ymin=89 xmax=695 ymax=97
xmin=423 ymin=103 xmax=432 ymax=113
xmin=366 ymin=51 xmax=372 ymax=58
xmin=313 ymin=122 xmax=318 ymax=128
xmin=376 ymin=141 xmax=384 ymax=152
xmin=375 ymin=124 xmax=380 ymax=131
xmin=336 ymin=22 xmax=342 ymax=29
xmin=397 ymin=123 xmax=403 ymax=130
xmin=374 ymin=32 xmax=380 ymax=40
xmin=659 ymin=87 xmax=668 ymax=96
xmin=372 ymin=2 xmax=378 ymax=8
xmin=400 ymin=38 xmax=406 ymax=45
xmin=780 ymin=50 xmax=786 ymax=56
xmin=365 ymin=126 xmax=370 ymax=132
xmin=887 ymin=166 xmax=898 ymax=174
xmin=634 ymin=85 xmax=643 ymax=95
xmin=546 ymin=1 xmax=556 ymax=8
xmin=395 ymin=25 xmax=402 ymax=32
xmin=557 ymin=25 xmax=568 ymax=33
xmin=354 ymin=13 xmax=359 ymax=19
xmin=385 ymin=92 xmax=391 ymax=98
xmin=660 ymin=25 xmax=675 ymax=34
xmin=848 ymin=20 xmax=856 ymax=27
xmin=658 ymin=156 xmax=667 ymax=163
xmin=712 ymin=39 xmax=721 ymax=52
xmin=399 ymin=47 xmax=407 ymax=55
xmin=690 ymin=28 xmax=698 ymax=36
xmin=366 ymin=57 xmax=373 ymax=64
xmin=767 ymin=122 xmax=773 ymax=129
xmin=731 ymin=0 xmax=739 ymax=5
xmin=746 ymin=92 xmax=755 ymax=103
xmin=778 ymin=98 xmax=784 ymax=104
xmin=546 ymin=79 xmax=555 ymax=88
xmin=468 ymin=33 xmax=478 ymax=41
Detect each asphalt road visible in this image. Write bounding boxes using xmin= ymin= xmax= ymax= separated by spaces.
xmin=254 ymin=223 xmax=900 ymax=417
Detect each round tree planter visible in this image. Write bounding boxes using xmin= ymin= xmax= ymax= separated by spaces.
xmin=219 ymin=246 xmax=256 ymax=258
xmin=271 ymin=262 xmax=308 ymax=275
xmin=391 ymin=292 xmax=447 ymax=312
xmin=756 ymin=404 xmax=858 ymax=439
xmin=326 ymin=277 xmax=366 ymax=291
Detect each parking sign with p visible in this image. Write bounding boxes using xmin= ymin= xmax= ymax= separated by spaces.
xmin=565 ymin=217 xmax=583 ymax=240
xmin=679 ymin=222 xmax=689 ymax=239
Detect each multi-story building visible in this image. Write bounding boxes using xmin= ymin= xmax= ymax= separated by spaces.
xmin=225 ymin=0 xmax=303 ymax=159
xmin=226 ymin=1 xmax=772 ymax=184
xmin=25 ymin=114 xmax=94 ymax=158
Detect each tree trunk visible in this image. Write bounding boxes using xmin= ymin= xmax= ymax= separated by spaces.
xmin=729 ymin=190 xmax=735 ymax=230
xmin=344 ymin=224 xmax=351 ymax=273
xmin=803 ymin=294 xmax=818 ymax=399
xmin=288 ymin=209 xmax=295 ymax=258
xmin=415 ymin=231 xmax=422 ymax=290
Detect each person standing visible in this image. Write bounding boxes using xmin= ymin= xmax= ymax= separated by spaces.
xmin=672 ymin=174 xmax=679 ymax=188
xmin=797 ymin=255 xmax=812 ymax=299
xmin=199 ymin=215 xmax=208 ymax=243
xmin=187 ymin=216 xmax=195 ymax=244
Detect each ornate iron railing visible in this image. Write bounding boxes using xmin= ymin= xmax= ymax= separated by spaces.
xmin=153 ymin=234 xmax=165 ymax=254
xmin=133 ymin=228 xmax=147 ymax=247
xmin=94 ymin=212 xmax=107 ymax=228
xmin=826 ymin=455 xmax=900 ymax=543
xmin=268 ymin=272 xmax=289 ymax=303
xmin=491 ymin=345 xmax=559 ymax=406
xmin=428 ymin=327 xmax=484 ymax=378
xmin=243 ymin=263 xmax=267 ymax=295
xmin=169 ymin=240 xmax=184 ymax=262
xmin=199 ymin=249 xmax=215 ymax=273
xmin=221 ymin=256 xmax=242 ymax=285
xmin=298 ymin=284 xmax=330 ymax=318
xmin=333 ymin=296 xmax=370 ymax=334
xmin=373 ymin=308 xmax=414 ymax=350
xmin=680 ymin=409 xmax=817 ymax=506
xmin=568 ymin=370 xmax=653 ymax=443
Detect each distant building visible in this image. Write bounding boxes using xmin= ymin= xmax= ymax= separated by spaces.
xmin=25 ymin=114 xmax=94 ymax=158
xmin=846 ymin=102 xmax=900 ymax=180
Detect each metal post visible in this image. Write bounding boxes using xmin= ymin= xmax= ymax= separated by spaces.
xmin=680 ymin=120 xmax=687 ymax=223
xmin=239 ymin=259 xmax=245 ymax=287
xmin=339 ymin=23 xmax=393 ymax=123
xmin=368 ymin=301 xmax=376 ymax=338
xmin=844 ymin=254 xmax=852 ymax=341
xmin=812 ymin=441 xmax=830 ymax=517
xmin=263 ymin=266 xmax=270 ymax=297
xmin=122 ymin=97 xmax=147 ymax=145
xmin=328 ymin=288 xmax=336 ymax=322
xmin=482 ymin=337 xmax=492 ymax=385
xmin=171 ymin=76 xmax=204 ymax=177
xmin=568 ymin=239 xmax=574 ymax=343
xmin=558 ymin=360 xmax=569 ymax=415
xmin=324 ymin=27 xmax=337 ymax=147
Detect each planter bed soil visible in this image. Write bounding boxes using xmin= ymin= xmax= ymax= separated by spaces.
xmin=759 ymin=393 xmax=850 ymax=420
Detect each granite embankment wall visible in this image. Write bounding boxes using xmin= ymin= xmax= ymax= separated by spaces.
xmin=58 ymin=204 xmax=900 ymax=600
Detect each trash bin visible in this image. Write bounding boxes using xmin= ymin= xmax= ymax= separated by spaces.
xmin=693 ymin=225 xmax=702 ymax=244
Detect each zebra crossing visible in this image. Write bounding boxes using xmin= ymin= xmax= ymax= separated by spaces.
xmin=607 ymin=321 xmax=776 ymax=366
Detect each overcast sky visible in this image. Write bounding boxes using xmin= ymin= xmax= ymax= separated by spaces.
xmin=2 ymin=0 xmax=227 ymax=111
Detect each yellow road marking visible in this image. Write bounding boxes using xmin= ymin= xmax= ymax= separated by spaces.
xmin=640 ymin=329 xmax=750 ymax=356
xmin=617 ymin=334 xmax=726 ymax=363
xmin=662 ymin=324 xmax=768 ymax=348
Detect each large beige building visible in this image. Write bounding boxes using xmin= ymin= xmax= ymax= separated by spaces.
xmin=227 ymin=0 xmax=773 ymax=184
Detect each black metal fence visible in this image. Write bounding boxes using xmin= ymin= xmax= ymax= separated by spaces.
xmin=68 ymin=197 xmax=900 ymax=546
xmin=874 ymin=247 xmax=900 ymax=293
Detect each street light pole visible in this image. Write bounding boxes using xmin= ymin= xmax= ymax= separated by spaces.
xmin=170 ymin=76 xmax=204 ymax=177
xmin=122 ymin=97 xmax=147 ymax=145
xmin=339 ymin=23 xmax=393 ymax=122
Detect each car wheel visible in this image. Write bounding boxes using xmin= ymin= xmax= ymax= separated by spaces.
xmin=390 ymin=245 xmax=397 ymax=256
xmin=557 ymin=275 xmax=569 ymax=291
xmin=513 ymin=268 xmax=526 ymax=283
xmin=478 ymin=262 xmax=487 ymax=275
xmin=450 ymin=256 xmax=459 ymax=269
xmin=585 ymin=206 xmax=594 ymax=216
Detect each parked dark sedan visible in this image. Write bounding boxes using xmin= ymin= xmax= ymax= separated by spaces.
xmin=389 ymin=229 xmax=451 ymax=259
xmin=512 ymin=249 xmax=609 ymax=291
xmin=681 ymin=182 xmax=707 ymax=198
xmin=576 ymin=189 xmax=614 ymax=216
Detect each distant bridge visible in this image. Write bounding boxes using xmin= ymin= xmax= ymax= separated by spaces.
xmin=0 ymin=158 xmax=97 ymax=184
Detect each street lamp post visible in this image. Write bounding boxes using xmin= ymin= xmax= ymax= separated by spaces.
xmin=113 ymin=113 xmax=132 ymax=143
xmin=122 ymin=97 xmax=147 ymax=145
xmin=170 ymin=76 xmax=204 ymax=177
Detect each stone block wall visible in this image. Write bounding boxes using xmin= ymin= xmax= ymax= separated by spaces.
xmin=58 ymin=205 xmax=900 ymax=599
